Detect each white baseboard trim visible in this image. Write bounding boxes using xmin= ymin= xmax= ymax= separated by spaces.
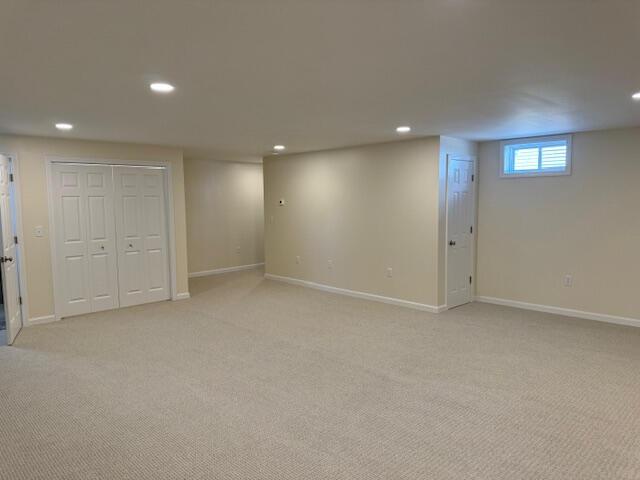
xmin=173 ymin=292 xmax=191 ymax=301
xmin=265 ymin=273 xmax=446 ymax=313
xmin=475 ymin=296 xmax=640 ymax=328
xmin=26 ymin=314 xmax=57 ymax=327
xmin=189 ymin=263 xmax=265 ymax=278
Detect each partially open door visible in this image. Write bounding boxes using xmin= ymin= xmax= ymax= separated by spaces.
xmin=0 ymin=154 xmax=22 ymax=344
xmin=446 ymin=156 xmax=475 ymax=309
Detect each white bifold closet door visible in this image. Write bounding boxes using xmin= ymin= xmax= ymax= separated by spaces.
xmin=51 ymin=163 xmax=170 ymax=318
xmin=51 ymin=164 xmax=119 ymax=316
xmin=113 ymin=166 xmax=170 ymax=307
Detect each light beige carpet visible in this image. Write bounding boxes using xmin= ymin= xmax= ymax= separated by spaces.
xmin=1 ymin=269 xmax=640 ymax=479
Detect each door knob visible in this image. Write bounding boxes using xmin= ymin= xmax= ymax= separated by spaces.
xmin=100 ymin=245 xmax=105 ymax=250
xmin=449 ymin=240 xmax=456 ymax=246
xmin=128 ymin=243 xmax=133 ymax=248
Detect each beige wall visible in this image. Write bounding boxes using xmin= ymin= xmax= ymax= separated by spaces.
xmin=184 ymin=159 xmax=264 ymax=274
xmin=477 ymin=127 xmax=640 ymax=319
xmin=264 ymin=137 xmax=443 ymax=307
xmin=0 ymin=135 xmax=189 ymax=321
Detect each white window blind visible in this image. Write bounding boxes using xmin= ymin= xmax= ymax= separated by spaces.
xmin=501 ymin=135 xmax=572 ymax=177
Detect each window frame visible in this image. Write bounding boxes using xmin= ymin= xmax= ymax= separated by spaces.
xmin=499 ymin=134 xmax=572 ymax=178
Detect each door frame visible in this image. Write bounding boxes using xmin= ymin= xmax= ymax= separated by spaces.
xmin=0 ymin=152 xmax=28 ymax=331
xmin=46 ymin=156 xmax=179 ymax=320
xmin=444 ymin=154 xmax=477 ymax=309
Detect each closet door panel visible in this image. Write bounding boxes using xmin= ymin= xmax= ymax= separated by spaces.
xmin=61 ymin=196 xmax=83 ymax=243
xmin=122 ymin=248 xmax=145 ymax=297
xmin=114 ymin=166 xmax=169 ymax=307
xmin=88 ymin=196 xmax=107 ymax=239
xmin=147 ymin=248 xmax=165 ymax=292
xmin=51 ymin=165 xmax=91 ymax=317
xmin=122 ymin=197 xmax=140 ymax=238
xmin=64 ymin=255 xmax=89 ymax=304
xmin=141 ymin=171 xmax=170 ymax=302
xmin=89 ymin=253 xmax=110 ymax=297
xmin=85 ymin=165 xmax=119 ymax=312
xmin=114 ymin=169 xmax=146 ymax=307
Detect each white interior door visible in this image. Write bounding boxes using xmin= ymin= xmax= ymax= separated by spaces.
xmin=0 ymin=155 xmax=23 ymax=344
xmin=114 ymin=167 xmax=170 ymax=307
xmin=51 ymin=164 xmax=119 ymax=317
xmin=446 ymin=157 xmax=475 ymax=308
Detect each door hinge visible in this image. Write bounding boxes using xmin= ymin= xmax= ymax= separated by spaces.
xmin=9 ymin=173 xmax=14 ymax=182
xmin=14 ymin=235 xmax=18 ymax=244
xmin=469 ymin=276 xmax=473 ymax=284
xmin=470 ymin=226 xmax=473 ymax=234
xmin=19 ymin=296 xmax=22 ymax=305
xmin=471 ymin=174 xmax=475 ymax=182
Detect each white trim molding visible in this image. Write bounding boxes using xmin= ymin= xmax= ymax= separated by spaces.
xmin=189 ymin=263 xmax=264 ymax=278
xmin=475 ymin=296 xmax=640 ymax=328
xmin=265 ymin=273 xmax=446 ymax=313
xmin=27 ymin=315 xmax=57 ymax=327
xmin=173 ymin=292 xmax=191 ymax=301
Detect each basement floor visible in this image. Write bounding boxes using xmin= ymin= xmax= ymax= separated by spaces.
xmin=1 ymin=269 xmax=639 ymax=479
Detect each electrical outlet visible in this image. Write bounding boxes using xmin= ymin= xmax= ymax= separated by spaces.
xmin=34 ymin=225 xmax=45 ymax=237
xmin=563 ymin=274 xmax=573 ymax=287
xmin=327 ymin=259 xmax=333 ymax=270
xmin=386 ymin=267 xmax=393 ymax=278
xmin=295 ymin=256 xmax=301 ymax=264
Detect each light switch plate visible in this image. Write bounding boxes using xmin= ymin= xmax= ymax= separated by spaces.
xmin=34 ymin=225 xmax=45 ymax=237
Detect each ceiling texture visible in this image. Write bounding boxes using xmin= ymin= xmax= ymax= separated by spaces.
xmin=1 ymin=0 xmax=639 ymax=161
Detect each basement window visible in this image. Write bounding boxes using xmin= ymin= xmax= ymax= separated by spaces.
xmin=500 ymin=135 xmax=572 ymax=177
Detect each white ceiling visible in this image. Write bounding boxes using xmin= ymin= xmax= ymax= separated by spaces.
xmin=1 ymin=0 xmax=639 ymax=162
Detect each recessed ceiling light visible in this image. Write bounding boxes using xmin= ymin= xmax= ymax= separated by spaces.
xmin=273 ymin=145 xmax=286 ymax=151
xmin=150 ymin=82 xmax=175 ymax=93
xmin=396 ymin=126 xmax=411 ymax=133
xmin=55 ymin=123 xmax=73 ymax=131
xmin=632 ymin=91 xmax=640 ymax=100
